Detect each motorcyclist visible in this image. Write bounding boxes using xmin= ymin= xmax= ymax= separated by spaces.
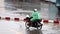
xmin=30 ymin=9 xmax=41 ymax=27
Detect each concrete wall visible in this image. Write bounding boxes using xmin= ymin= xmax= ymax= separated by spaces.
xmin=0 ymin=0 xmax=5 ymax=13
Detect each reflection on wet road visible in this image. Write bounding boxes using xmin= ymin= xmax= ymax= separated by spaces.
xmin=26 ymin=29 xmax=42 ymax=34
xmin=0 ymin=20 xmax=60 ymax=34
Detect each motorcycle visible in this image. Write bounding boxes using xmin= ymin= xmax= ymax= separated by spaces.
xmin=24 ymin=17 xmax=43 ymax=30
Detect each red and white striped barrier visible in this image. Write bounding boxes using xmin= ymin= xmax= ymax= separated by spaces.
xmin=0 ymin=16 xmax=21 ymax=21
xmin=5 ymin=17 xmax=10 ymax=20
xmin=0 ymin=16 xmax=1 ymax=19
xmin=14 ymin=18 xmax=20 ymax=21
xmin=0 ymin=16 xmax=60 ymax=24
xmin=43 ymin=19 xmax=60 ymax=25
xmin=44 ymin=20 xmax=59 ymax=23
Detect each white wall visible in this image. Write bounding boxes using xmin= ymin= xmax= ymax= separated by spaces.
xmin=0 ymin=0 xmax=5 ymax=13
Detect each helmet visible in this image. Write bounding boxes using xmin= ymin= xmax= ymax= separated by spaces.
xmin=26 ymin=15 xmax=29 ymax=17
xmin=34 ymin=9 xmax=37 ymax=11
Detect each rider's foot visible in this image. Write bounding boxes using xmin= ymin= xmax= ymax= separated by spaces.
xmin=27 ymin=28 xmax=30 ymax=30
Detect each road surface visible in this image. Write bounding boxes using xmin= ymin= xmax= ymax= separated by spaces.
xmin=0 ymin=20 xmax=60 ymax=34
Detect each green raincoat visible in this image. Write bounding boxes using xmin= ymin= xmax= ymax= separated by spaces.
xmin=30 ymin=11 xmax=40 ymax=21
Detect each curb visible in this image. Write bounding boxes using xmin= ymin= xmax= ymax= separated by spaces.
xmin=0 ymin=16 xmax=22 ymax=21
xmin=42 ymin=19 xmax=60 ymax=24
xmin=0 ymin=16 xmax=60 ymax=24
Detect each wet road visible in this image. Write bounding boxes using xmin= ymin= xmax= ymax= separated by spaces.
xmin=0 ymin=0 xmax=60 ymax=34
xmin=0 ymin=20 xmax=60 ymax=34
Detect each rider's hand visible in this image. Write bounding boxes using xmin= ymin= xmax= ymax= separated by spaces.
xmin=30 ymin=17 xmax=33 ymax=19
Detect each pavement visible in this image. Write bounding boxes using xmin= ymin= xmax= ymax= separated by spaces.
xmin=0 ymin=20 xmax=60 ymax=34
